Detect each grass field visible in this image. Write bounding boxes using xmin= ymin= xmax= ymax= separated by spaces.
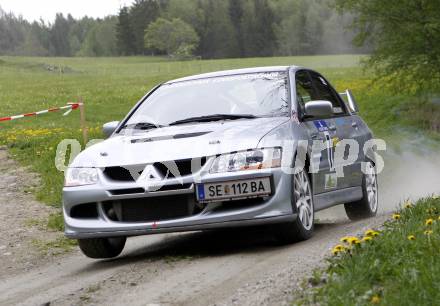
xmin=0 ymin=54 xmax=437 ymax=214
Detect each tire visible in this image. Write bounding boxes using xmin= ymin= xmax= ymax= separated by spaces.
xmin=78 ymin=237 xmax=126 ymax=259
xmin=344 ymin=161 xmax=378 ymax=220
xmin=274 ymin=169 xmax=314 ymax=244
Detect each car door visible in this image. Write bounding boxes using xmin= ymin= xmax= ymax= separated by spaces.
xmin=308 ymin=71 xmax=361 ymax=190
xmin=295 ymin=70 xmax=338 ymax=195
xmin=334 ymin=106 xmax=368 ymax=188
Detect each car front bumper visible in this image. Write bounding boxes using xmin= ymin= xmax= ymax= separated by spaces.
xmin=63 ymin=167 xmax=294 ymax=239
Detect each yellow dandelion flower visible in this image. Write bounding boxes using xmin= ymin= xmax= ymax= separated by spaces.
xmin=371 ymin=294 xmax=380 ymax=304
xmin=407 ymin=235 xmax=416 ymax=241
xmin=438 ymin=216 xmax=440 ymax=221
xmin=365 ymin=229 xmax=376 ymax=237
xmin=362 ymin=236 xmax=373 ymax=242
xmin=424 ymin=230 xmax=433 ymax=235
xmin=392 ymin=214 xmax=401 ymax=220
xmin=371 ymin=231 xmax=380 ymax=237
xmin=433 ymin=195 xmax=439 ymax=200
xmin=347 ymin=237 xmax=361 ymax=245
xmin=331 ymin=244 xmax=347 ymax=255
xmin=426 ymin=219 xmax=434 ymax=226
xmin=340 ymin=236 xmax=351 ymax=243
xmin=404 ymin=201 xmax=412 ymax=209
xmin=333 ymin=244 xmax=345 ymax=251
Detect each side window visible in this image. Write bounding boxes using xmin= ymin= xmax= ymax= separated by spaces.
xmin=309 ymin=71 xmax=345 ymax=115
xmin=295 ymin=70 xmax=314 ymax=113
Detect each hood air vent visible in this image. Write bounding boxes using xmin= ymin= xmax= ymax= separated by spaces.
xmin=131 ymin=131 xmax=211 ymax=144
xmin=103 ymin=157 xmax=207 ymax=182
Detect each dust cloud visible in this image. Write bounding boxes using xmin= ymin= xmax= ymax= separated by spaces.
xmin=379 ymin=139 xmax=440 ymax=211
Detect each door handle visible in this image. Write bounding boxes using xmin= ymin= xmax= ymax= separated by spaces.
xmin=310 ymin=133 xmax=326 ymax=140
xmin=311 ymin=133 xmax=326 ymax=141
xmin=311 ymin=132 xmax=320 ymax=140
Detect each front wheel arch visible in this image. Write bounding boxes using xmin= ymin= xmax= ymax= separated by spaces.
xmin=289 ymin=153 xmax=312 ymax=213
xmin=274 ymin=157 xmax=314 ymax=244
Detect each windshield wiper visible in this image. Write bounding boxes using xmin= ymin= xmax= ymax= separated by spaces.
xmin=121 ymin=122 xmax=164 ymax=130
xmin=169 ymin=114 xmax=258 ymax=126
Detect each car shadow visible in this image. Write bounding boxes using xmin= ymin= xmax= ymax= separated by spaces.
xmin=79 ymin=221 xmax=344 ymax=273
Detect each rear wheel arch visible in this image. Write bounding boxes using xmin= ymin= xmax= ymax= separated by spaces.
xmin=344 ymin=159 xmax=378 ymax=220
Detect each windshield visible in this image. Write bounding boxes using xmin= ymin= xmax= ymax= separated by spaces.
xmin=124 ymin=72 xmax=289 ymax=128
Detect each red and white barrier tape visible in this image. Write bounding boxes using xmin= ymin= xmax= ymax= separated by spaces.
xmin=0 ymin=103 xmax=82 ymax=122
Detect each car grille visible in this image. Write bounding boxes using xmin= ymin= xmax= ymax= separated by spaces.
xmin=103 ymin=194 xmax=199 ymax=222
xmin=103 ymin=166 xmax=142 ymax=182
xmin=103 ymin=158 xmax=207 ymax=182
xmin=107 ymin=183 xmax=193 ymax=195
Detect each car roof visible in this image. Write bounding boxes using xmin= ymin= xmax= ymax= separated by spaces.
xmin=165 ymin=65 xmax=300 ymax=84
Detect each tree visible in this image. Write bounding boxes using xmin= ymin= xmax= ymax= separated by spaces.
xmin=22 ymin=22 xmax=49 ymax=56
xmin=335 ymin=0 xmax=440 ymax=92
xmin=68 ymin=17 xmax=95 ymax=55
xmin=196 ymin=0 xmax=237 ymax=58
xmin=50 ymin=13 xmax=74 ymax=56
xmin=116 ymin=6 xmax=136 ymax=55
xmin=129 ymin=0 xmax=161 ymax=54
xmin=240 ymin=0 xmax=277 ymax=57
xmin=144 ymin=18 xmax=199 ymax=58
xmin=78 ymin=17 xmax=118 ymax=56
xmin=239 ymin=0 xmax=258 ymax=56
xmin=272 ymin=0 xmax=303 ymax=55
xmin=253 ymin=0 xmax=277 ymax=56
xmin=228 ymin=0 xmax=245 ymax=57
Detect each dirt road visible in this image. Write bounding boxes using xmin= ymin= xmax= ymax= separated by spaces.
xmin=1 ymin=140 xmax=438 ymax=306
xmin=0 ymin=217 xmax=388 ymax=306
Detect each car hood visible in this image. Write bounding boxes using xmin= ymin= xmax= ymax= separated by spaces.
xmin=71 ymin=117 xmax=289 ymax=168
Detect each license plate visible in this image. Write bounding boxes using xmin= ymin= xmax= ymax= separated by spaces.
xmin=196 ymin=177 xmax=272 ymax=203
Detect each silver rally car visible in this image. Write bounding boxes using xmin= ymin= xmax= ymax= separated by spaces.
xmin=63 ymin=66 xmax=379 ymax=258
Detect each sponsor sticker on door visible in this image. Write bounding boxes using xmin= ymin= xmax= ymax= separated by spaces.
xmin=313 ymin=120 xmax=329 ymax=132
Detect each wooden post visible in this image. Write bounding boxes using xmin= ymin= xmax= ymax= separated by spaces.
xmin=78 ymin=97 xmax=88 ymax=145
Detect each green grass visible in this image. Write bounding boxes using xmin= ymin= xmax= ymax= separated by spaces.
xmin=0 ymin=54 xmax=436 ymax=211
xmin=297 ymin=196 xmax=440 ymax=305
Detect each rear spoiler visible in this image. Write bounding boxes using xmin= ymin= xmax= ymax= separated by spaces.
xmin=339 ymin=89 xmax=359 ymax=113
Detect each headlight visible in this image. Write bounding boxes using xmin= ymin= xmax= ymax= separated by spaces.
xmin=65 ymin=168 xmax=99 ymax=187
xmin=210 ymin=148 xmax=282 ymax=173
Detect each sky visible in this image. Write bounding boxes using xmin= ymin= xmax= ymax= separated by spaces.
xmin=0 ymin=0 xmax=134 ymax=23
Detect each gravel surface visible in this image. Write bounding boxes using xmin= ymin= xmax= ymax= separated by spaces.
xmin=0 ymin=216 xmax=389 ymax=306
xmin=0 ymin=148 xmax=64 ymax=277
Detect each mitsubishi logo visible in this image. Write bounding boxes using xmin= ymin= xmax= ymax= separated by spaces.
xmin=137 ymin=165 xmax=164 ymax=191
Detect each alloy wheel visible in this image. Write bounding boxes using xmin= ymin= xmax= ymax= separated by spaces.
xmin=365 ymin=162 xmax=378 ymax=213
xmin=293 ymin=170 xmax=314 ymax=230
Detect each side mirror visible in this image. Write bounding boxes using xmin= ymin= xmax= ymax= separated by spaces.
xmin=340 ymin=89 xmax=359 ymax=113
xmin=103 ymin=121 xmax=119 ymax=138
xmin=305 ymin=100 xmax=333 ymax=118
